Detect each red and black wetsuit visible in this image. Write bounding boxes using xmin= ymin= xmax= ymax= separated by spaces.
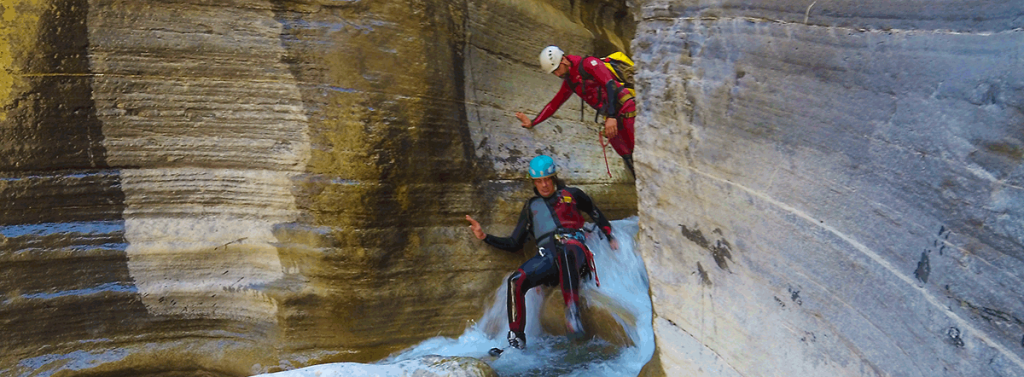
xmin=483 ymin=183 xmax=615 ymax=343
xmin=529 ymin=54 xmax=637 ymax=172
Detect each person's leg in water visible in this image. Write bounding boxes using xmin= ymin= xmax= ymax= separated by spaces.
xmin=506 ymin=250 xmax=560 ymax=349
xmin=555 ymin=240 xmax=588 ymax=339
xmin=608 ymin=98 xmax=636 ymax=178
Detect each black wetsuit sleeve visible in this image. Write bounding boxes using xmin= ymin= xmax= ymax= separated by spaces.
xmin=568 ymin=187 xmax=615 ymax=241
xmin=483 ymin=201 xmax=532 ymax=252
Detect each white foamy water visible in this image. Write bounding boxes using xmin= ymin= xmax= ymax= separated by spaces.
xmin=263 ymin=217 xmax=652 ymax=377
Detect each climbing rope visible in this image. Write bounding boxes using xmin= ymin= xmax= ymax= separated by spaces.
xmin=599 ymin=127 xmax=612 ymax=178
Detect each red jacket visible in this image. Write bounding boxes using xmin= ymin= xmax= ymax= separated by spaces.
xmin=531 ymin=55 xmax=629 ymax=126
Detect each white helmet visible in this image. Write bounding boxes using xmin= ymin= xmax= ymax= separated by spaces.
xmin=539 ymin=46 xmax=564 ymax=73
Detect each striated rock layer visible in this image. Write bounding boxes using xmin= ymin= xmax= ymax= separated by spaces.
xmin=633 ymin=1 xmax=1023 ymax=376
xmin=1 ymin=0 xmax=635 ymax=375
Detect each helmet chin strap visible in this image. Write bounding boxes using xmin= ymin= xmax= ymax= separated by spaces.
xmin=557 ymin=59 xmax=571 ymax=77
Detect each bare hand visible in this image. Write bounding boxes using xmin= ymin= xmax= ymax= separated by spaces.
xmin=609 ymin=238 xmax=619 ymax=250
xmin=604 ymin=117 xmax=618 ymax=139
xmin=516 ymin=112 xmax=533 ymax=129
xmin=465 ymin=215 xmax=486 ymax=240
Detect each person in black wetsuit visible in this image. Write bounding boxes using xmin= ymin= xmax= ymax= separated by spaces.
xmin=465 ymin=155 xmax=619 ymax=350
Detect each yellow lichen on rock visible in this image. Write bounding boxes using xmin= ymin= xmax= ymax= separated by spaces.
xmin=0 ymin=0 xmax=46 ymax=122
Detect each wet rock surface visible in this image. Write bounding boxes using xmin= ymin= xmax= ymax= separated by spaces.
xmin=1 ymin=0 xmax=635 ymax=375
xmin=540 ymin=288 xmax=635 ymax=348
xmin=633 ymin=0 xmax=1023 ymax=376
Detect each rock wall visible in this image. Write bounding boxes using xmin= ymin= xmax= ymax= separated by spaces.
xmin=0 ymin=0 xmax=635 ymax=375
xmin=633 ymin=1 xmax=1024 ymax=376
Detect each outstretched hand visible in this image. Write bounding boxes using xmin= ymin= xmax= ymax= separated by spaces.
xmin=609 ymin=238 xmax=619 ymax=250
xmin=515 ymin=112 xmax=533 ymax=129
xmin=465 ymin=215 xmax=486 ymax=240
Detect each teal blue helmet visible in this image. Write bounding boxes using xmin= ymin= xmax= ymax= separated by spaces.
xmin=529 ymin=155 xmax=556 ymax=178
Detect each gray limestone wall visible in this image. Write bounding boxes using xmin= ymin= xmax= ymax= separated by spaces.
xmin=633 ymin=0 xmax=1024 ymax=376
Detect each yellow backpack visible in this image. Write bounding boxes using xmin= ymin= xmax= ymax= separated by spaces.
xmin=601 ymin=52 xmax=635 ymax=91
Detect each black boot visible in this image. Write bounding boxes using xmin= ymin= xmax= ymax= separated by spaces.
xmin=507 ymin=330 xmax=526 ymax=350
xmin=621 ymin=154 xmax=635 ymax=179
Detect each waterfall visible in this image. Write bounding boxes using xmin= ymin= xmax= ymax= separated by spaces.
xmin=384 ymin=217 xmax=653 ymax=376
xmin=262 ymin=217 xmax=652 ymax=376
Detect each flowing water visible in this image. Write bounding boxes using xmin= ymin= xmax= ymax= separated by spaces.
xmin=266 ymin=217 xmax=652 ymax=376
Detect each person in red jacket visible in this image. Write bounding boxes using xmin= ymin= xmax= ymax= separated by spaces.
xmin=515 ymin=46 xmax=637 ymax=176
xmin=465 ymin=155 xmax=619 ymax=350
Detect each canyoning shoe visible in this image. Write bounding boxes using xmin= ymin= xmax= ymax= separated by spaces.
xmin=507 ymin=330 xmax=526 ymax=350
xmin=565 ymin=302 xmax=585 ymax=340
